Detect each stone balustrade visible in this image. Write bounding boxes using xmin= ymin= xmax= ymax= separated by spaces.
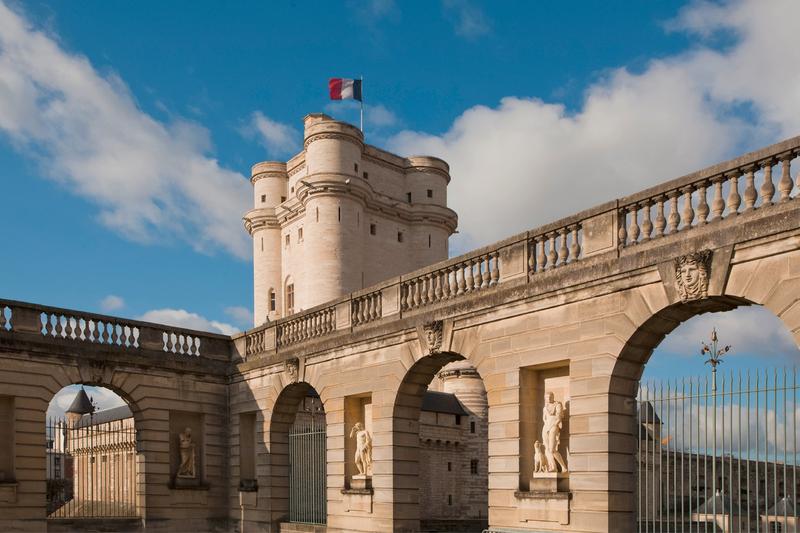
xmin=276 ymin=306 xmax=336 ymax=347
xmin=352 ymin=291 xmax=382 ymax=327
xmin=0 ymin=298 xmax=231 ymax=361
xmin=618 ymin=137 xmax=800 ymax=247
xmin=527 ymin=223 xmax=582 ymax=273
xmin=401 ymin=250 xmax=500 ymax=311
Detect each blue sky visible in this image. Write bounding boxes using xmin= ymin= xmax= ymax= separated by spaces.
xmin=0 ymin=1 xmax=797 ymax=408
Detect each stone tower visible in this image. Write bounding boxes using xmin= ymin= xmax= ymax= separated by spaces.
xmin=244 ymin=113 xmax=458 ymax=326
xmin=65 ymin=387 xmax=94 ymax=427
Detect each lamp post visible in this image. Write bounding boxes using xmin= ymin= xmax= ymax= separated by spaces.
xmin=701 ymin=328 xmax=730 ymax=524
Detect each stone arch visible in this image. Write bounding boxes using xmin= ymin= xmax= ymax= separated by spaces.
xmin=391 ymin=351 xmax=489 ymax=532
xmin=607 ymin=249 xmax=800 ymax=529
xmin=267 ymin=380 xmax=326 ymax=527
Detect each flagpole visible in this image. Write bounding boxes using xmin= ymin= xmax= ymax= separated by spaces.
xmin=360 ymin=74 xmax=364 ymax=135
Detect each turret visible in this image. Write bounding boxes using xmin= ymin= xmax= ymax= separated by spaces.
xmin=65 ymin=387 xmax=94 ymax=427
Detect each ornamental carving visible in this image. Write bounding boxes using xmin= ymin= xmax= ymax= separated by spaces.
xmin=423 ymin=321 xmax=443 ymax=355
xmin=674 ymin=250 xmax=712 ymax=302
xmin=285 ymin=358 xmax=299 ymax=383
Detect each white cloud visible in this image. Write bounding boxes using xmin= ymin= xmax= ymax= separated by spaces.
xmin=389 ymin=0 xmax=800 ymax=251
xmin=324 ymin=101 xmax=399 ymax=129
xmin=442 ymin=0 xmax=490 ymax=38
xmin=48 ymin=384 xmax=127 ymax=418
xmin=99 ymin=294 xmax=125 ymax=312
xmin=655 ymin=306 xmax=800 ymax=361
xmin=137 ymin=308 xmax=239 ymax=336
xmin=225 ymin=305 xmax=252 ymax=327
xmin=246 ymin=111 xmax=300 ymax=157
xmin=0 ymin=2 xmax=251 ymax=258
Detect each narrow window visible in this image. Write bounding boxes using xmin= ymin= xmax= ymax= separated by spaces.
xmin=298 ymin=227 xmax=303 ymax=241
xmin=428 ymin=234 xmax=431 ymax=247
xmin=281 ymin=196 xmax=286 ymax=202
xmin=363 ymin=171 xmax=369 ymax=180
xmin=406 ymin=192 xmax=412 ymax=203
xmin=470 ymin=421 xmax=476 ymax=434
xmin=261 ymin=194 xmax=266 ymax=203
xmin=269 ymin=289 xmax=276 ymax=312
xmin=427 ymin=189 xmax=433 ymax=198
xmin=357 ymin=212 xmax=360 ymax=225
xmin=447 ymin=462 xmax=452 ymax=472
xmin=397 ymin=232 xmax=403 ymax=243
xmin=316 ymin=207 xmax=319 ymax=222
xmin=286 ymin=284 xmax=294 ymax=314
xmin=354 ymin=162 xmax=359 ymax=172
xmin=455 ymin=414 xmax=461 ymax=425
xmin=285 ymin=234 xmax=290 ymax=247
xmin=290 ymin=186 xmax=294 ymax=193
xmin=261 ymin=237 xmax=263 ymax=252
xmin=338 ymin=207 xmax=341 ymax=222
xmin=448 ymin=494 xmax=452 ymax=506
xmin=370 ymin=224 xmax=376 ymax=235
xmin=470 ymin=459 xmax=478 ymax=475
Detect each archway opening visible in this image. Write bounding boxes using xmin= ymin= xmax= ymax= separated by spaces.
xmin=269 ymin=381 xmax=327 ymax=527
xmin=620 ymin=301 xmax=799 ymax=532
xmin=46 ymin=384 xmax=139 ymax=520
xmin=393 ymin=353 xmax=489 ymax=533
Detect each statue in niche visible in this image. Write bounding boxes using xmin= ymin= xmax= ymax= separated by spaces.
xmin=177 ymin=427 xmax=196 ymax=478
xmin=674 ymin=250 xmax=712 ymax=303
xmin=533 ymin=440 xmax=546 ymax=474
xmin=423 ymin=321 xmax=443 ymax=355
xmin=350 ymin=422 xmax=373 ymax=477
xmin=541 ymin=392 xmax=568 ymax=473
xmin=285 ymin=358 xmax=299 ymax=383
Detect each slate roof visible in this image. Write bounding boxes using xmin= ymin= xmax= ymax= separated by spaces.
xmin=76 ymin=405 xmax=133 ymax=428
xmin=421 ymin=391 xmax=468 ymax=416
xmin=66 ymin=388 xmax=94 ymax=415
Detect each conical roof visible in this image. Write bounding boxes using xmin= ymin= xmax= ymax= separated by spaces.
xmin=66 ymin=387 xmax=94 ymax=415
xmin=765 ymin=496 xmax=795 ymax=516
xmin=693 ymin=490 xmax=739 ymax=515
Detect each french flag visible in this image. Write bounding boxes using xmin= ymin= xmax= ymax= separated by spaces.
xmin=329 ymin=78 xmax=362 ymax=101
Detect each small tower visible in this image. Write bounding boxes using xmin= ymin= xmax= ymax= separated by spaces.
xmin=65 ymin=387 xmax=94 ymax=427
xmin=244 ymin=113 xmax=458 ymax=327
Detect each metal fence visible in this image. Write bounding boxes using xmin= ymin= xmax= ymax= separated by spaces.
xmin=638 ymin=368 xmax=798 ymax=532
xmin=46 ymin=417 xmax=138 ymax=519
xmin=288 ymin=405 xmax=327 ymax=525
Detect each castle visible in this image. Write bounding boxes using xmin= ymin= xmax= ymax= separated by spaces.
xmin=244 ymin=113 xmax=458 ymax=325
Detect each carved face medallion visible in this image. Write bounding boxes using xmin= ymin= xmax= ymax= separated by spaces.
xmin=285 ymin=358 xmax=299 ymax=383
xmin=674 ymin=250 xmax=712 ymax=302
xmin=423 ymin=321 xmax=443 ymax=354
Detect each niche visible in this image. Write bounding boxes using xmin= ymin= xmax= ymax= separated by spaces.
xmin=169 ymin=410 xmax=204 ymax=488
xmin=519 ymin=362 xmax=570 ymax=492
xmin=344 ymin=394 xmax=373 ymax=490
xmin=0 ymin=396 xmax=14 ymax=482
xmin=238 ymin=412 xmax=257 ymax=491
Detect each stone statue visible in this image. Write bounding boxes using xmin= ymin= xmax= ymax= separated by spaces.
xmin=674 ymin=250 xmax=712 ymax=302
xmin=349 ymin=422 xmax=373 ymax=477
xmin=423 ymin=321 xmax=443 ymax=354
xmin=177 ymin=427 xmax=196 ymax=478
xmin=533 ymin=440 xmax=546 ymax=474
xmin=285 ymin=357 xmax=299 ymax=383
xmin=541 ymin=392 xmax=568 ymax=473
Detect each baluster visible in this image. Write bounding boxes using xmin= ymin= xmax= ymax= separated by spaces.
xmin=536 ymin=236 xmax=547 ymax=271
xmin=490 ymin=251 xmax=500 ymax=285
xmin=439 ymin=271 xmax=449 ymax=300
xmin=527 ymin=240 xmax=535 ymax=272
xmin=653 ymin=196 xmax=667 ymax=238
xmin=368 ymin=296 xmax=377 ymax=321
xmin=55 ymin=315 xmax=64 ymax=338
xmin=88 ymin=320 xmax=97 ymax=342
xmin=547 ymin=233 xmax=558 ymax=268
xmin=627 ymin=205 xmax=640 ymax=245
xmin=640 ymin=202 xmax=653 ymax=242
xmin=481 ymin=255 xmax=491 ymax=287
xmin=360 ymin=298 xmax=368 ymax=324
xmin=743 ymin=166 xmax=757 ymax=211
xmin=420 ymin=277 xmax=430 ymax=305
xmin=709 ymin=177 xmax=725 ymax=221
xmin=695 ymin=181 xmax=710 ymax=225
xmin=447 ymin=266 xmax=457 ymax=298
xmin=778 ymin=154 xmax=793 ymax=202
xmin=456 ymin=265 xmax=466 ymax=295
xmin=64 ymin=316 xmax=74 ymax=339
xmin=432 ymin=272 xmax=442 ymax=301
xmin=617 ymin=210 xmax=628 ymax=247
xmin=400 ymin=284 xmax=409 ymax=310
xmin=42 ymin=314 xmax=52 ymax=337
xmin=413 ymin=279 xmax=422 ymax=307
xmin=181 ymin=334 xmax=189 ymax=354
xmin=569 ymin=225 xmax=581 ymax=260
xmin=111 ymin=323 xmax=120 ymax=345
xmin=558 ymin=228 xmax=569 ymax=266
xmin=375 ymin=294 xmax=382 ymax=319
xmin=726 ymin=172 xmax=741 ymax=215
xmin=427 ymin=273 xmax=436 ymax=302
xmin=462 ymin=261 xmax=472 ymax=292
xmin=680 ymin=186 xmax=695 ymax=229
xmin=759 ymin=159 xmax=775 ymax=207
xmin=471 ymin=260 xmax=481 ymax=291
xmin=101 ymin=322 xmax=110 ymax=343
xmin=667 ymin=191 xmax=681 ymax=233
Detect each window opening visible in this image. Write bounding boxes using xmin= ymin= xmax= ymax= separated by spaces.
xmin=397 ymin=232 xmax=403 ymax=243
xmin=370 ymin=224 xmax=376 ymax=235
xmin=470 ymin=459 xmax=478 ymax=475
xmin=406 ymin=192 xmax=412 ymax=203
xmin=261 ymin=194 xmax=266 ymax=203
xmin=269 ymin=290 xmax=276 ymax=312
xmin=427 ymin=189 xmax=433 ymax=198
xmin=286 ymin=284 xmax=294 ymax=314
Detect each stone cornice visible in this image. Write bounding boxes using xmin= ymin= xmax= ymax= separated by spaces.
xmin=304 ymin=131 xmax=364 ymax=150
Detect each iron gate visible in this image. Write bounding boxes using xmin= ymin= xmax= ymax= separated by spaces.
xmin=637 ymin=368 xmax=798 ymax=532
xmin=288 ymin=409 xmax=327 ymax=524
xmin=46 ymin=416 xmax=138 ymax=518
